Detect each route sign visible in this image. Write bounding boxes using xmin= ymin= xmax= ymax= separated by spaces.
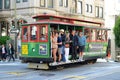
xmin=10 ymin=28 xmax=19 ymax=34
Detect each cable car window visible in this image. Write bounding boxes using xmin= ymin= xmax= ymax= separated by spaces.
xmin=101 ymin=30 xmax=107 ymax=41
xmin=30 ymin=26 xmax=37 ymax=40
xmin=96 ymin=29 xmax=102 ymax=41
xmin=91 ymin=29 xmax=96 ymax=41
xmin=39 ymin=25 xmax=48 ymax=41
xmin=84 ymin=28 xmax=90 ymax=41
xmin=23 ymin=27 xmax=28 ymax=40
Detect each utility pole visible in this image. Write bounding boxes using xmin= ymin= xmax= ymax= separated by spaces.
xmin=14 ymin=0 xmax=18 ymax=58
xmin=14 ymin=0 xmax=17 ymax=29
xmin=0 ymin=23 xmax=1 ymax=36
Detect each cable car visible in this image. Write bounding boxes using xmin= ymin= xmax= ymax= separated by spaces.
xmin=20 ymin=14 xmax=110 ymax=69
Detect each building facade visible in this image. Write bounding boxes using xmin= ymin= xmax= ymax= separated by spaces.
xmin=0 ymin=0 xmax=104 ymax=36
xmin=105 ymin=0 xmax=120 ymax=61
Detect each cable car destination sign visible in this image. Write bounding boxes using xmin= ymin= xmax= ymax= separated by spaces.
xmin=10 ymin=28 xmax=19 ymax=34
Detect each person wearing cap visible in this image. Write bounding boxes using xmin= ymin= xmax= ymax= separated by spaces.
xmin=60 ymin=29 xmax=64 ymax=33
xmin=78 ymin=32 xmax=86 ymax=61
xmin=59 ymin=29 xmax=66 ymax=62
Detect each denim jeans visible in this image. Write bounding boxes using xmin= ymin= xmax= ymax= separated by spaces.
xmin=61 ymin=46 xmax=66 ymax=62
xmin=18 ymin=46 xmax=21 ymax=53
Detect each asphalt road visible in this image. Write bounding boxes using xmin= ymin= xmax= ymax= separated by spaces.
xmin=0 ymin=59 xmax=120 ymax=80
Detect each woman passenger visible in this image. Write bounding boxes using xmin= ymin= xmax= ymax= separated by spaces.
xmin=51 ymin=31 xmax=58 ymax=65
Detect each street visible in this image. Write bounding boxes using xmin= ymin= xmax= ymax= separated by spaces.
xmin=0 ymin=59 xmax=120 ymax=80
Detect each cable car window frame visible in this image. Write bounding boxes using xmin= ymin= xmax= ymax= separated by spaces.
xmin=39 ymin=24 xmax=48 ymax=42
xmin=22 ymin=26 xmax=28 ymax=42
xmin=30 ymin=25 xmax=39 ymax=42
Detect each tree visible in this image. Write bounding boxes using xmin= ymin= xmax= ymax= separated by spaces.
xmin=0 ymin=36 xmax=10 ymax=45
xmin=113 ymin=16 xmax=120 ymax=47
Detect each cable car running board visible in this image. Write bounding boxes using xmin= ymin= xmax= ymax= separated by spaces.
xmin=49 ymin=60 xmax=85 ymax=66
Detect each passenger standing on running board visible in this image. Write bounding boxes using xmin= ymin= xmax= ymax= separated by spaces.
xmin=69 ymin=30 xmax=79 ymax=61
xmin=51 ymin=31 xmax=58 ymax=65
xmin=65 ymin=32 xmax=70 ymax=62
xmin=59 ymin=29 xmax=66 ymax=62
xmin=78 ymin=32 xmax=86 ymax=61
xmin=57 ymin=32 xmax=62 ymax=63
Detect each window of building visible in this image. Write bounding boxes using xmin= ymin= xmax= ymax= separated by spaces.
xmin=89 ymin=5 xmax=92 ymax=13
xmin=40 ymin=0 xmax=46 ymax=7
xmin=1 ymin=21 xmax=8 ymax=36
xmin=0 ymin=0 xmax=3 ymax=9
xmin=77 ymin=1 xmax=82 ymax=14
xmin=47 ymin=0 xmax=53 ymax=8
xmin=23 ymin=0 xmax=28 ymax=2
xmin=95 ymin=6 xmax=103 ymax=18
xmin=85 ymin=4 xmax=89 ymax=12
xmin=99 ymin=7 xmax=103 ymax=18
xmin=59 ymin=0 xmax=63 ymax=6
xmin=16 ymin=0 xmax=20 ymax=3
xmin=95 ymin=6 xmax=99 ymax=17
xmin=64 ymin=0 xmax=68 ymax=7
xmin=86 ymin=4 xmax=93 ymax=13
xmin=4 ymin=0 xmax=10 ymax=9
xmin=71 ymin=0 xmax=76 ymax=13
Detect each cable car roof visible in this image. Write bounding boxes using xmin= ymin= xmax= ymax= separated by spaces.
xmin=21 ymin=20 xmax=110 ymax=30
xmin=33 ymin=14 xmax=104 ymax=25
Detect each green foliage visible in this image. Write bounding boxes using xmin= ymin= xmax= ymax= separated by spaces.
xmin=0 ymin=36 xmax=10 ymax=45
xmin=113 ymin=16 xmax=120 ymax=47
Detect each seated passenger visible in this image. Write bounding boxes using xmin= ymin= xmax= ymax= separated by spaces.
xmin=23 ymin=32 xmax=27 ymax=40
xmin=31 ymin=26 xmax=37 ymax=40
xmin=40 ymin=34 xmax=46 ymax=40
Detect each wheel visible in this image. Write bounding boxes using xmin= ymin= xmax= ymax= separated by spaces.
xmin=92 ymin=59 xmax=97 ymax=63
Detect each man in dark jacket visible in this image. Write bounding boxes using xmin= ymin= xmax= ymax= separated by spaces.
xmin=69 ymin=30 xmax=79 ymax=61
xmin=60 ymin=29 xmax=66 ymax=62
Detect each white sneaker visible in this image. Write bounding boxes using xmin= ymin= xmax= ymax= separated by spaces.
xmin=52 ymin=62 xmax=57 ymax=65
xmin=78 ymin=58 xmax=81 ymax=61
xmin=67 ymin=60 xmax=71 ymax=63
xmin=71 ymin=60 xmax=74 ymax=62
xmin=81 ymin=59 xmax=84 ymax=61
xmin=73 ymin=60 xmax=77 ymax=62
